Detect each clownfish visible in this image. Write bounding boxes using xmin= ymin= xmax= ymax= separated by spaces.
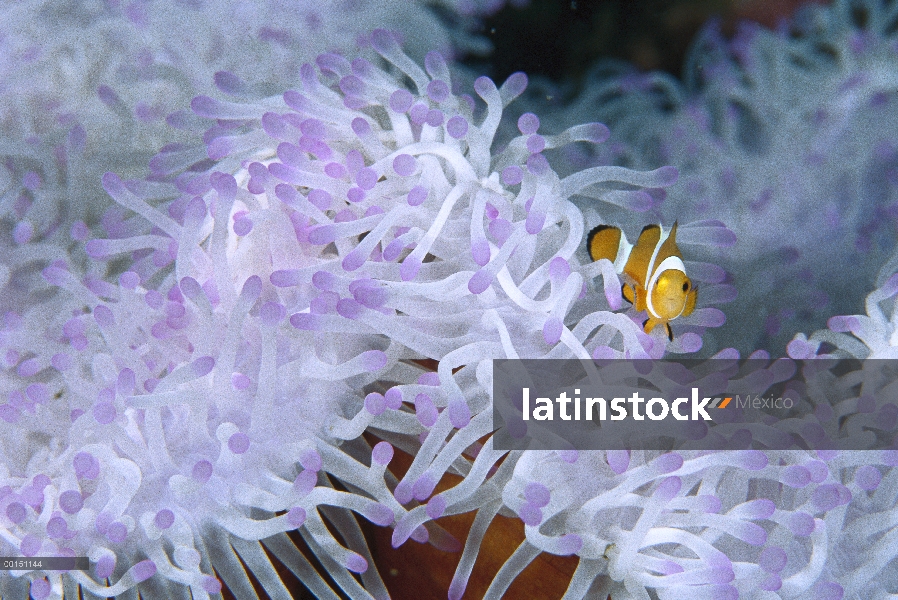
xmin=587 ymin=222 xmax=697 ymax=341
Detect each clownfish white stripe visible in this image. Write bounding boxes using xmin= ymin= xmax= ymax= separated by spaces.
xmin=646 ymin=255 xmax=687 ymax=319
xmin=612 ymin=236 xmax=634 ymax=273
xmin=643 ymin=224 xmax=672 ymax=285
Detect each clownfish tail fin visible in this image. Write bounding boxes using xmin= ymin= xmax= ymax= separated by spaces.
xmin=621 ymin=283 xmax=635 ymax=305
xmin=587 ymin=225 xmax=622 ymax=262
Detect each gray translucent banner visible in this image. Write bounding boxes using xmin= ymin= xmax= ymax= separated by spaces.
xmin=492 ymin=359 xmax=898 ymax=450
xmin=0 ymin=556 xmax=89 ymax=571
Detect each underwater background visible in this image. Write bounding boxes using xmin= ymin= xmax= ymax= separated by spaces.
xmin=1 ymin=0 xmax=897 ymax=598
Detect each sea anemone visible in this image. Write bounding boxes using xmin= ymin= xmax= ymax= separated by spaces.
xmin=0 ymin=25 xmax=716 ymax=597
xmin=553 ymin=0 xmax=898 ymax=356
xmin=1 ymin=243 xmax=410 ymax=598
xmin=483 ymin=445 xmax=898 ymax=599
xmin=789 ymin=265 xmax=898 ymax=359
xmin=408 ymin=353 xmax=898 ymax=599
xmin=0 ymin=0 xmax=516 ymax=240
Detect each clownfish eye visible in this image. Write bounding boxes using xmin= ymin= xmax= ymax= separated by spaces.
xmin=682 ymin=281 xmax=689 ymax=292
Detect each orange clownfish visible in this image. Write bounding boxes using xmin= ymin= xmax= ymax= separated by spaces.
xmin=587 ymin=222 xmax=697 ymax=341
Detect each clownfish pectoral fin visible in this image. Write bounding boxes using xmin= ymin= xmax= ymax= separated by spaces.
xmin=632 ymin=283 xmax=648 ymax=314
xmin=623 ymin=225 xmax=661 ymax=288
xmin=643 ymin=317 xmax=673 ymax=340
xmin=587 ymin=225 xmax=623 ymax=262
xmin=643 ymin=317 xmax=660 ymax=335
xmin=683 ymin=288 xmax=697 ymax=317
xmin=621 ymin=283 xmax=635 ymax=305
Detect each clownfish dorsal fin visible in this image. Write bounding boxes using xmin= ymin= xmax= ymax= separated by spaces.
xmin=586 ymin=225 xmax=623 ymax=263
xmin=654 ymin=221 xmax=683 ymax=265
xmin=623 ymin=224 xmax=661 ymax=288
